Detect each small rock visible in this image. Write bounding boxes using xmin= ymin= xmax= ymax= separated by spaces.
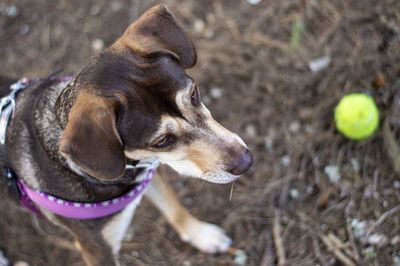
xmin=306 ymin=185 xmax=314 ymax=195
xmin=367 ymin=233 xmax=388 ymax=246
xmin=308 ymin=56 xmax=331 ymax=73
xmin=90 ymin=5 xmax=101 ymax=16
xmin=324 ymin=165 xmax=341 ymax=184
xmin=289 ymin=121 xmax=300 ymax=132
xmin=394 ymin=180 xmax=400 ymax=189
xmin=193 ymin=19 xmax=205 ymax=33
xmin=350 ymin=158 xmax=360 ymax=173
xmin=131 ymin=251 xmax=139 ymax=257
xmin=19 ymin=24 xmax=30 ymax=35
xmin=320 ymin=224 xmax=328 ymax=231
xmin=202 ymin=95 xmax=211 ymax=105
xmin=391 ymin=235 xmax=400 ymax=245
xmin=0 ymin=4 xmax=18 ymax=17
xmin=304 ymin=124 xmax=315 ymax=134
xmin=281 ymin=155 xmax=291 ymax=166
xmin=233 ymin=249 xmax=247 ymax=266
xmin=351 ymin=219 xmax=367 ymax=239
xmin=351 ymin=219 xmax=374 ymax=240
xmin=182 ymin=261 xmax=191 ymax=266
xmin=383 ymin=200 xmax=389 ymax=208
xmin=210 ymin=87 xmax=223 ymax=99
xmin=110 ymin=1 xmax=123 ymax=12
xmin=246 ymin=0 xmax=262 ymax=5
xmin=91 ymin=39 xmax=104 ymax=52
xmin=245 ymin=124 xmax=257 ymax=138
xmin=290 ymin=188 xmax=299 ymax=199
xmin=394 ymin=255 xmax=400 ymax=266
xmin=264 ymin=135 xmax=274 ymax=151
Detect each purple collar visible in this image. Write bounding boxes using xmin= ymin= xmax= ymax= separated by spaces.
xmin=16 ymin=159 xmax=159 ymax=220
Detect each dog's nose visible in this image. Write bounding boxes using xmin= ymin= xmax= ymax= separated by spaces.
xmin=227 ymin=149 xmax=253 ymax=176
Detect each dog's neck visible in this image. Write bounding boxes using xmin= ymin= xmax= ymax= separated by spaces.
xmin=36 ymin=79 xmax=74 ymax=160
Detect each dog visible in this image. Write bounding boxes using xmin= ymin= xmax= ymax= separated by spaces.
xmin=0 ymin=5 xmax=253 ymax=265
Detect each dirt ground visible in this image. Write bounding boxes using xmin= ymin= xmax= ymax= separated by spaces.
xmin=0 ymin=0 xmax=399 ymax=265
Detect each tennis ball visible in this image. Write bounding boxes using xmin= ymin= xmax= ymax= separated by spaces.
xmin=334 ymin=93 xmax=379 ymax=140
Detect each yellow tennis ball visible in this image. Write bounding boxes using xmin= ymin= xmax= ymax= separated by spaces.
xmin=334 ymin=93 xmax=379 ymax=140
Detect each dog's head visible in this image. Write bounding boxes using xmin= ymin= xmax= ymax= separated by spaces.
xmin=59 ymin=5 xmax=253 ymax=184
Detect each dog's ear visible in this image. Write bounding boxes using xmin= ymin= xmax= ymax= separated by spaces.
xmin=117 ymin=4 xmax=197 ymax=68
xmin=59 ymin=92 xmax=126 ymax=181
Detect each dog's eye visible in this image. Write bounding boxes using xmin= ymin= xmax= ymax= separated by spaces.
xmin=152 ymin=134 xmax=176 ymax=149
xmin=190 ymin=85 xmax=201 ymax=107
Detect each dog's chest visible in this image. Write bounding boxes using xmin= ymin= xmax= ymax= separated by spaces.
xmin=101 ymin=193 xmax=145 ymax=254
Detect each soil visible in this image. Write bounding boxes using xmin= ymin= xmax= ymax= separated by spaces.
xmin=0 ymin=0 xmax=399 ymax=265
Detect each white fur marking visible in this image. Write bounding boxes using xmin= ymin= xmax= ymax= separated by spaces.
xmin=65 ymin=158 xmax=85 ymax=176
xmin=101 ymin=194 xmax=144 ymax=254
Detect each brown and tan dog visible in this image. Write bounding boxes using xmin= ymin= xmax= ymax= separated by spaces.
xmin=0 ymin=5 xmax=252 ymax=265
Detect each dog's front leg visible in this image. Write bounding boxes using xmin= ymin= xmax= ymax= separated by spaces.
xmin=145 ymin=173 xmax=232 ymax=253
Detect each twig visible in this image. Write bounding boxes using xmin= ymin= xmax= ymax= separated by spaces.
xmin=366 ymin=205 xmax=400 ymax=238
xmin=226 ymin=19 xmax=241 ymax=41
xmin=372 ymin=169 xmax=380 ymax=200
xmin=345 ymin=200 xmax=362 ymax=264
xmin=260 ymin=232 xmax=275 ymax=266
xmin=261 ymin=173 xmax=299 ymax=195
xmin=272 ymin=209 xmax=286 ymax=266
xmin=327 ymin=233 xmax=357 ymax=260
xmin=327 ymin=233 xmax=350 ymax=249
xmin=298 ymin=221 xmax=328 ymax=266
xmin=311 ymin=231 xmax=328 ymax=266
xmin=121 ymin=242 xmax=140 ymax=251
xmin=319 ymin=234 xmax=356 ymax=266
xmin=250 ymin=33 xmax=290 ymax=52
xmin=383 ymin=112 xmax=400 ymax=174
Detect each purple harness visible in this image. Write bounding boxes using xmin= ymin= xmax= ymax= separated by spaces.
xmin=1 ymin=77 xmax=159 ymax=220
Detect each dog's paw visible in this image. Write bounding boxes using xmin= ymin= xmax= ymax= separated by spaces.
xmin=180 ymin=220 xmax=232 ymax=253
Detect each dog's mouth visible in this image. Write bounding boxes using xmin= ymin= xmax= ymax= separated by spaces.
xmin=200 ymin=170 xmax=241 ymax=184
xmin=199 ymin=151 xmax=253 ymax=184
